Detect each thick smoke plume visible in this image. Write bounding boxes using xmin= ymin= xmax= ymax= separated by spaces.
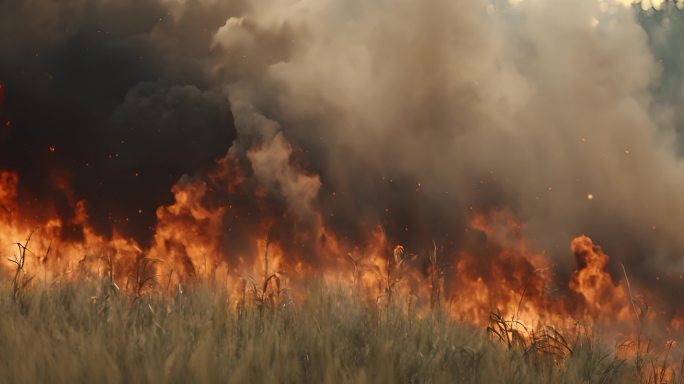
xmin=1 ymin=0 xmax=684 ymax=317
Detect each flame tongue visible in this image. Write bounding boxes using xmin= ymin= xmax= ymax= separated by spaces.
xmin=568 ymin=235 xmax=631 ymax=322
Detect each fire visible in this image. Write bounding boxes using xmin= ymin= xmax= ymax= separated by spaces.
xmin=568 ymin=235 xmax=631 ymax=322
xmin=0 ymin=167 xmax=668 ymax=323
xmin=0 ymin=158 xmax=682 ymax=369
xmin=446 ymin=214 xmax=640 ymax=334
xmin=0 ymin=171 xmax=142 ymax=283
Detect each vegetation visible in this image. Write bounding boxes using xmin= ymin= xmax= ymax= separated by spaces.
xmin=1 ymin=271 xmax=682 ymax=384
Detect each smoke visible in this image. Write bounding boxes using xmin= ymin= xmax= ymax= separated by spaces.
xmin=209 ymin=0 xmax=684 ymax=291
xmin=2 ymin=0 xmax=684 ymax=311
xmin=0 ymin=0 xmax=244 ymax=242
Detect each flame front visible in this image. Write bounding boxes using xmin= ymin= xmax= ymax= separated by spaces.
xmin=1 ymin=163 xmax=680 ymax=332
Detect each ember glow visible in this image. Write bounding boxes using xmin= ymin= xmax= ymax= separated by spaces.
xmin=1 ymin=0 xmax=684 ymax=369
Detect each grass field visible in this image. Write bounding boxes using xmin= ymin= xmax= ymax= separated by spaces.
xmin=1 ymin=273 xmax=681 ymax=384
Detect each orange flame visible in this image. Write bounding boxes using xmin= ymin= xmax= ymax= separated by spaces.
xmin=0 ymin=164 xmax=682 ymax=367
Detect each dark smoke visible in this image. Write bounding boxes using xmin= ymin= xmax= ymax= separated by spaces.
xmin=0 ymin=0 xmax=244 ymax=244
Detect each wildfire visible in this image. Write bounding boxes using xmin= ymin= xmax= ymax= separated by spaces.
xmin=0 ymin=159 xmax=681 ymax=369
xmin=0 ymin=168 xmax=665 ymax=315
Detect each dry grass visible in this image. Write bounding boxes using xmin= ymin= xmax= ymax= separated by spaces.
xmin=1 ymin=272 xmax=682 ymax=384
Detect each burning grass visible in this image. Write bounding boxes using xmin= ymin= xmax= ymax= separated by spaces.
xmin=2 ymin=169 xmax=684 ymax=382
xmin=0 ymin=273 xmax=682 ymax=384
